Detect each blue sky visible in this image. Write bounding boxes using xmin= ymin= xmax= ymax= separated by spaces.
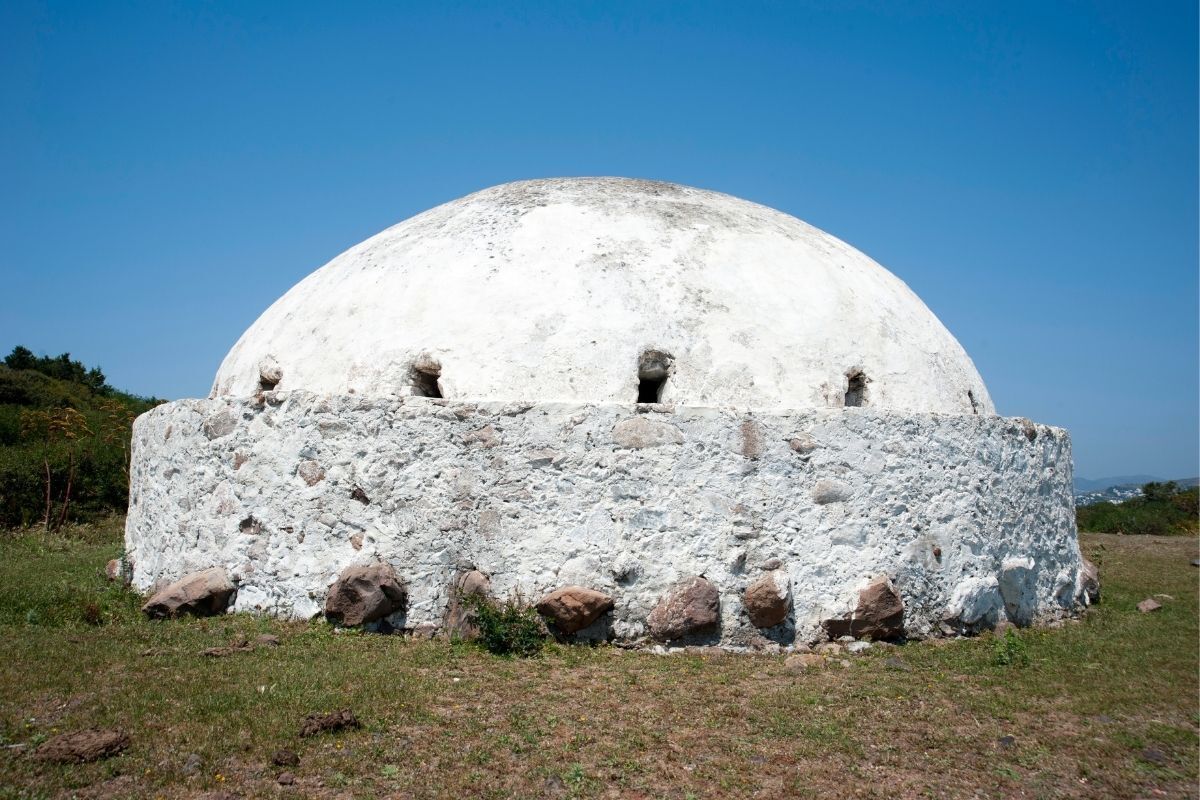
xmin=2 ymin=1 xmax=1196 ymax=479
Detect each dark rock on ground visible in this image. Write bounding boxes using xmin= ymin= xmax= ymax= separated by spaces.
xmin=823 ymin=575 xmax=905 ymax=640
xmin=299 ymin=709 xmax=360 ymax=737
xmin=535 ymin=586 xmax=615 ymax=633
xmin=272 ymin=749 xmax=300 ymax=767
xmin=1140 ymin=747 xmax=1168 ymax=766
xmin=34 ymin=729 xmax=130 ymax=763
xmin=325 ymin=563 xmax=406 ymax=626
xmin=784 ymin=653 xmax=823 ymax=672
xmin=646 ymin=576 xmax=720 ymax=641
xmin=201 ymin=636 xmax=253 ymax=657
xmin=142 ymin=568 xmax=236 ymax=619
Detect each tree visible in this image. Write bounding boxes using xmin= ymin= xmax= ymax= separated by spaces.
xmin=3 ymin=346 xmax=35 ymax=371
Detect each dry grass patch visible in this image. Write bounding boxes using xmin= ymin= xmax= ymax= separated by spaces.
xmin=0 ymin=526 xmax=1195 ymax=799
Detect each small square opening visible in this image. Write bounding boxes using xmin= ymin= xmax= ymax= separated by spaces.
xmin=638 ymin=375 xmax=667 ymax=403
xmin=410 ymin=355 xmax=443 ymax=398
xmin=637 ymin=349 xmax=674 ymax=404
xmin=844 ymin=370 xmax=868 ymax=407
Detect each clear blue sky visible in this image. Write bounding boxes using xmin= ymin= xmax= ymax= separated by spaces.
xmin=2 ymin=1 xmax=1196 ymax=480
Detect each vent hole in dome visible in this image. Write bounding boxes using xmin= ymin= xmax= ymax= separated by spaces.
xmin=967 ymin=390 xmax=979 ymax=415
xmin=637 ymin=349 xmax=674 ymax=404
xmin=257 ymin=357 xmax=282 ymax=391
xmin=638 ymin=375 xmax=666 ymax=403
xmin=410 ymin=356 xmax=443 ymax=398
xmin=844 ymin=370 xmax=868 ymax=407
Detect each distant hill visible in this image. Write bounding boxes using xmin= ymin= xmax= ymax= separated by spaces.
xmin=1073 ymin=475 xmax=1162 ymax=493
xmin=1075 ymin=477 xmax=1199 ymax=507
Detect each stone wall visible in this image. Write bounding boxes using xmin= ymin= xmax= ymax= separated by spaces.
xmin=126 ymin=393 xmax=1086 ymax=646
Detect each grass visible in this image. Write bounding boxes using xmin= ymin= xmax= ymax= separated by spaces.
xmin=0 ymin=520 xmax=1195 ymax=799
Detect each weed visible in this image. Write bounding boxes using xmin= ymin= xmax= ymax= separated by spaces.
xmin=992 ymin=629 xmax=1029 ymax=668
xmin=79 ymin=601 xmax=102 ymax=626
xmin=459 ymin=591 xmax=547 ymax=657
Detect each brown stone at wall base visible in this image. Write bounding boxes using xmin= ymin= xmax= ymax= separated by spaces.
xmin=822 ymin=574 xmax=904 ymax=640
xmin=1080 ymin=558 xmax=1100 ymax=604
xmin=324 ymin=563 xmax=406 ymax=627
xmin=443 ymin=570 xmax=492 ymax=640
xmin=744 ymin=569 xmax=790 ymax=628
xmin=142 ymin=568 xmax=236 ymax=619
xmin=536 ymin=586 xmax=615 ymax=633
xmin=647 ymin=576 xmax=720 ymax=641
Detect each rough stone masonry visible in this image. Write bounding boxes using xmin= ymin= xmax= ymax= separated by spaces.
xmin=125 ymin=393 xmax=1089 ymax=646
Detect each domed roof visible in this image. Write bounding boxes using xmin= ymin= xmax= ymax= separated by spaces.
xmin=212 ymin=178 xmax=993 ymax=414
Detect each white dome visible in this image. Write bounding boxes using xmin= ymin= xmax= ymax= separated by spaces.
xmin=212 ymin=178 xmax=993 ymax=414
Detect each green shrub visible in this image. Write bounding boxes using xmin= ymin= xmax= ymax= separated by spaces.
xmin=1076 ymin=481 xmax=1199 ymax=536
xmin=0 ymin=347 xmax=162 ymax=529
xmin=460 ymin=592 xmax=547 ymax=657
xmin=992 ymin=628 xmax=1029 ymax=668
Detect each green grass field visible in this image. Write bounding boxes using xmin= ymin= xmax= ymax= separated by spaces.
xmin=0 ymin=518 xmax=1196 ymax=799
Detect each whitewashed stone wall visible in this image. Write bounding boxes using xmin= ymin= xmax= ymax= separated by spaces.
xmin=126 ymin=393 xmax=1086 ymax=646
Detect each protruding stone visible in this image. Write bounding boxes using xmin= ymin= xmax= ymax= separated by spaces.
xmin=444 ymin=570 xmax=491 ymax=639
xmin=997 ymin=557 xmax=1037 ymax=626
xmin=297 ymin=460 xmax=325 ymax=486
xmin=822 ymin=575 xmax=905 ymax=640
xmin=612 ymin=417 xmax=683 ymax=449
xmin=743 ymin=569 xmax=790 ymax=628
xmin=1080 ymin=558 xmax=1100 ymax=604
xmin=811 ymin=478 xmax=851 ymax=504
xmin=787 ymin=433 xmax=818 ymax=456
xmin=142 ymin=567 xmax=236 ymax=619
xmin=738 ymin=420 xmax=764 ymax=460
xmin=202 ymin=409 xmax=237 ymax=440
xmin=324 ymin=563 xmax=406 ymax=626
xmin=105 ymin=559 xmax=122 ymax=582
xmin=646 ymin=576 xmax=720 ymax=641
xmin=535 ymin=586 xmax=615 ymax=633
xmin=462 ymin=424 xmax=499 ymax=448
